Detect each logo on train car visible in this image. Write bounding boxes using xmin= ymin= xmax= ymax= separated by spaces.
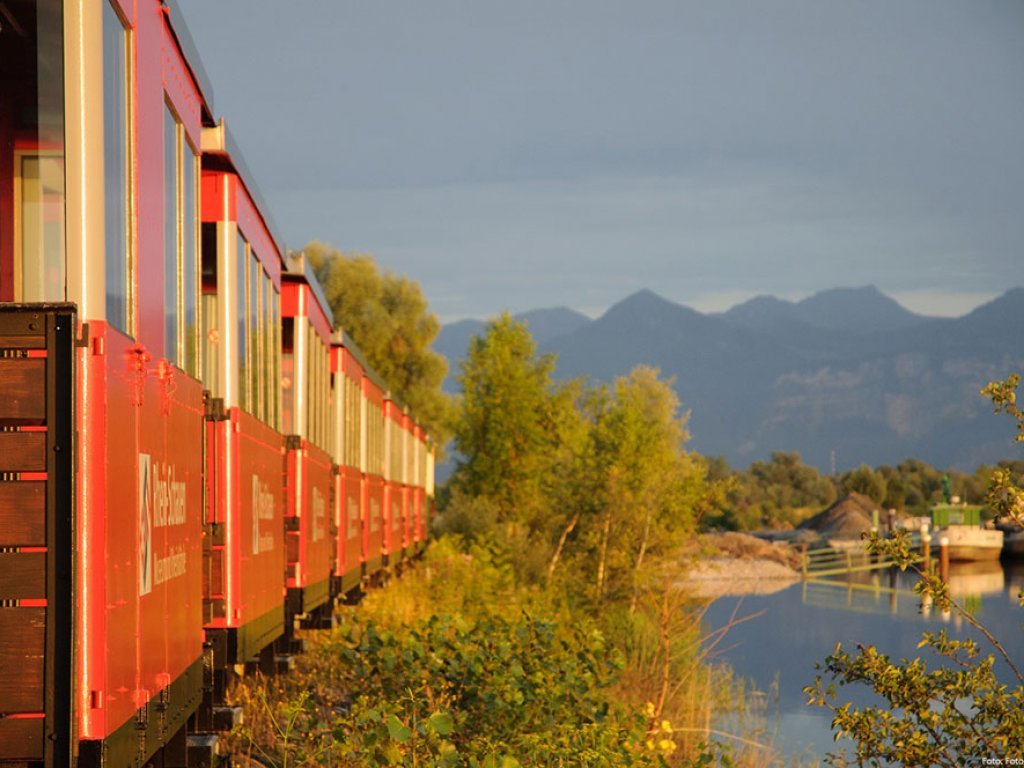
xmin=139 ymin=453 xmax=189 ymax=596
xmin=392 ymin=497 xmax=402 ymax=533
xmin=370 ymin=497 xmax=382 ymax=533
xmin=311 ymin=487 xmax=327 ymax=543
xmin=251 ymin=475 xmax=276 ymax=555
xmin=347 ymin=496 xmax=360 ymax=540
xmin=139 ymin=454 xmax=153 ymax=596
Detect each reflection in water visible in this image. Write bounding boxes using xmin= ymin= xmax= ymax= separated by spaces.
xmin=702 ymin=561 xmax=1024 ymax=761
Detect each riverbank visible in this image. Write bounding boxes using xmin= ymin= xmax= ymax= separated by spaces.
xmin=680 ymin=532 xmax=802 ymax=598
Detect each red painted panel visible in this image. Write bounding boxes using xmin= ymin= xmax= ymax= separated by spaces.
xmin=401 ymin=414 xmax=414 ymax=550
xmin=76 ymin=325 xmax=108 ymax=740
xmin=201 ymin=171 xmax=236 ymax=224
xmin=137 ymin=362 xmax=204 ymax=718
xmin=413 ymin=487 xmax=426 ymax=547
xmin=335 ymin=465 xmax=362 ymax=580
xmin=209 ymin=410 xmax=285 ymax=631
xmin=364 ymin=475 xmax=384 ymax=574
xmin=364 ymin=377 xmax=383 ymax=408
xmin=281 ymin=280 xmax=300 ymax=321
xmin=77 ymin=325 xmax=204 ymax=741
xmin=160 ymin=13 xmax=203 ymax=147
xmin=281 ymin=280 xmax=331 ymax=347
xmin=413 ymin=427 xmax=426 ymax=546
xmin=285 ymin=441 xmax=333 ymax=594
xmin=305 ymin=290 xmax=333 ymax=345
xmin=236 ymin=188 xmax=283 ymax=287
xmin=401 ymin=485 xmax=412 ymax=551
xmin=342 ymin=346 xmax=364 ymax=380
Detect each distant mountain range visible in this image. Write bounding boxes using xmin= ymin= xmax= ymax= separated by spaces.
xmin=435 ymin=286 xmax=1024 ymax=472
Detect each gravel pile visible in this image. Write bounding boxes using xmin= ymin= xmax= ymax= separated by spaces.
xmin=797 ymin=492 xmax=879 ymax=541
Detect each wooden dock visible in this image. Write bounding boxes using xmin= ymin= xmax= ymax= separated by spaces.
xmin=797 ymin=534 xmax=925 ymax=578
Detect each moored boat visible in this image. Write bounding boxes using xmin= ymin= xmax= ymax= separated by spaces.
xmin=930 ymin=504 xmax=1003 ymax=562
xmin=933 ymin=524 xmax=1004 ymax=562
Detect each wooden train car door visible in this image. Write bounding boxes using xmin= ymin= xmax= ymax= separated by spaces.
xmin=0 ymin=306 xmax=75 ymax=767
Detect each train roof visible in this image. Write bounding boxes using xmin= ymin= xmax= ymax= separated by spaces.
xmin=284 ymin=251 xmax=336 ymax=329
xmin=201 ymin=119 xmax=289 ymax=261
xmin=164 ymin=1 xmax=216 ymax=124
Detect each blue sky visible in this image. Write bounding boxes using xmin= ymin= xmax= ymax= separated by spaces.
xmin=176 ymin=0 xmax=1023 ymax=322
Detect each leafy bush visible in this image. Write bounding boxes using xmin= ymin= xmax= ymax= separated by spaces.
xmin=230 ymin=612 xmax=677 ymax=767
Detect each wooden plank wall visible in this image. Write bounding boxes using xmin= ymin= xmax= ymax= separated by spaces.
xmin=0 ymin=310 xmax=70 ymax=764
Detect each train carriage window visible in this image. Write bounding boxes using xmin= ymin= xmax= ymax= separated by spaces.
xmin=262 ymin=271 xmax=272 ymax=425
xmin=308 ymin=325 xmax=322 ymax=447
xmin=272 ymin=288 xmax=281 ymax=431
xmin=305 ymin=325 xmax=314 ymax=440
xmin=351 ymin=378 xmax=361 ymax=468
xmin=16 ymin=154 xmax=65 ymax=301
xmin=2 ymin=0 xmax=66 ymax=303
xmin=163 ymin=106 xmax=178 ymax=363
xmin=281 ymin=316 xmax=294 ymax=435
xmin=390 ymin=417 xmax=401 ymax=482
xmin=323 ymin=345 xmax=331 ymax=447
xmin=359 ymin=392 xmax=368 ymax=473
xmin=370 ymin=401 xmax=383 ymax=477
xmin=201 ymin=223 xmax=219 ymax=397
xmin=183 ymin=139 xmax=199 ymax=376
xmin=236 ymin=233 xmax=248 ymax=411
xmin=344 ymin=376 xmax=353 ymax=466
xmin=318 ymin=335 xmax=325 ymax=445
xmin=249 ymin=249 xmax=261 ymax=418
xmin=163 ymin=105 xmax=199 ymax=374
xmin=103 ymin=0 xmax=133 ymax=334
xmin=312 ymin=330 xmax=322 ymax=446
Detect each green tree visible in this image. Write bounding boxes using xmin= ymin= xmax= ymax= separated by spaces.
xmin=449 ymin=313 xmax=578 ymax=537
xmin=894 ymin=458 xmax=945 ymax=513
xmin=839 ymin=463 xmax=886 ymax=503
xmin=300 ymin=241 xmax=451 ymax=440
xmin=715 ymin=452 xmax=835 ymax=530
xmin=581 ymin=367 xmax=706 ymax=604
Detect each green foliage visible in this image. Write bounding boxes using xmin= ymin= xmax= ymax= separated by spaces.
xmin=301 ymin=241 xmax=452 ymax=441
xmin=805 ymin=638 xmax=1024 ymax=768
xmin=446 ymin=318 xmax=714 ymax=601
xmin=450 ymin=312 xmax=579 ymax=531
xmin=983 ymin=373 xmax=1024 ymax=442
xmin=702 ymin=452 xmax=1024 ymax=531
xmin=706 ymin=452 xmax=836 ymax=530
xmin=838 ymin=464 xmax=886 ymax=503
xmin=327 ymin=612 xmax=649 ymax=766
xmin=228 ymin=539 xmax=683 ymax=767
xmin=579 ymin=367 xmax=708 ymax=602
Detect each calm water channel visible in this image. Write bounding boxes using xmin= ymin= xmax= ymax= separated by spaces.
xmin=703 ymin=559 xmax=1024 ymax=763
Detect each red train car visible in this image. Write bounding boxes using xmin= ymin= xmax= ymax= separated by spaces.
xmin=281 ymin=254 xmax=335 ymax=624
xmin=363 ymin=373 xmax=387 ymax=581
xmin=1 ymin=1 xmax=212 ymax=763
xmin=411 ymin=424 xmax=427 ymax=554
xmin=0 ymin=2 xmax=435 ymax=764
xmin=383 ymin=397 xmax=408 ymax=567
xmin=199 ymin=123 xmax=288 ymax=676
xmin=401 ymin=411 xmax=416 ymax=555
xmin=424 ymin=436 xmax=437 ymax=547
xmin=331 ymin=331 xmax=367 ymax=596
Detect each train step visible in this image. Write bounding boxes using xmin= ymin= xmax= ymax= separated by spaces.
xmin=186 ymin=733 xmax=219 ymax=768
